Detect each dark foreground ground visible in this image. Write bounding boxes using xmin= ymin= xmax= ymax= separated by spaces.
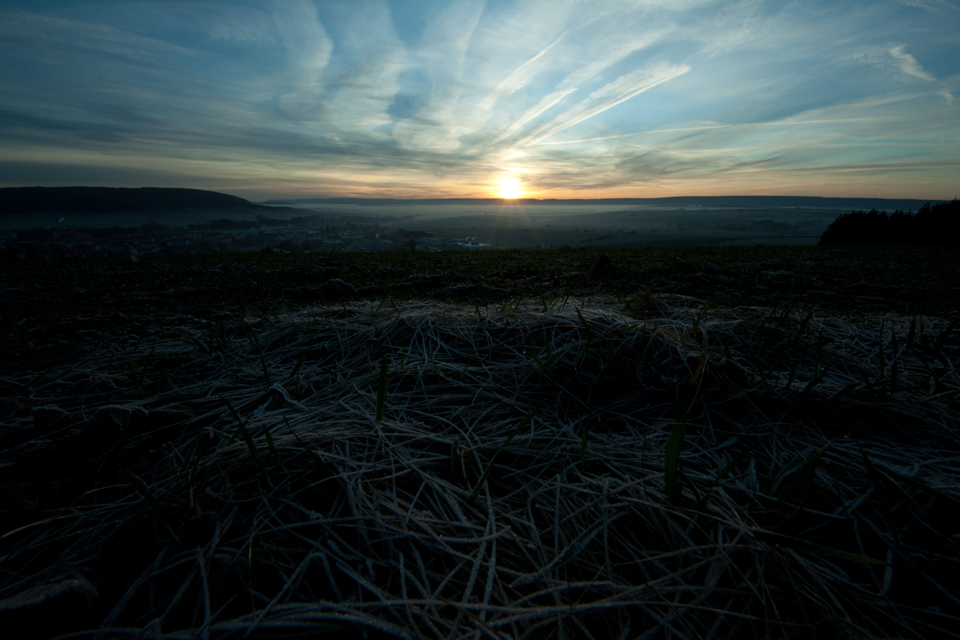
xmin=2 ymin=246 xmax=958 ymax=373
xmin=0 ymin=246 xmax=958 ymax=639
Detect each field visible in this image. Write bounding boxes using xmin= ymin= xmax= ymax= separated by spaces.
xmin=383 ymin=204 xmax=834 ymax=248
xmin=1 ymin=245 xmax=958 ymax=639
xmin=0 ymin=198 xmax=841 ymax=250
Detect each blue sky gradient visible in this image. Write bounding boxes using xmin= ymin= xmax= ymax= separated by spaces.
xmin=1 ymin=0 xmax=958 ymax=199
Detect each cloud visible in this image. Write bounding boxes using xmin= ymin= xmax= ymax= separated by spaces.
xmin=889 ymin=45 xmax=936 ymax=81
xmin=0 ymin=1 xmax=957 ymax=199
xmin=519 ymin=63 xmax=691 ymax=147
xmin=556 ymin=32 xmax=666 ymax=91
xmin=310 ymin=1 xmax=409 ymax=134
xmin=158 ymin=3 xmax=279 ymax=44
xmin=391 ymin=0 xmax=486 ymax=151
xmin=893 ymin=0 xmax=960 ymax=13
xmin=0 ymin=10 xmax=195 ymax=62
xmin=520 ymin=77 xmax=960 ymax=195
xmin=273 ymin=1 xmax=335 ymax=120
xmin=486 ymin=88 xmax=579 ymax=146
xmin=482 ymin=26 xmax=668 ymax=148
xmin=615 ymin=148 xmax=726 ymax=178
xmin=477 ymin=28 xmax=570 ymax=111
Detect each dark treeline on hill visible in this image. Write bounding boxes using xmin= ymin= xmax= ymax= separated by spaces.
xmin=0 ymin=186 xmax=266 ymax=214
xmin=819 ymin=198 xmax=960 ymax=245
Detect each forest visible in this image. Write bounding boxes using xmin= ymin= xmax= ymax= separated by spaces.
xmin=819 ymin=198 xmax=959 ymax=245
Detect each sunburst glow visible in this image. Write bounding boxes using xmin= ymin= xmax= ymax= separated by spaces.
xmin=497 ymin=178 xmax=523 ymax=199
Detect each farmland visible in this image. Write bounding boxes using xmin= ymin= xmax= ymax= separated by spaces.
xmin=1 ymin=246 xmax=958 ymax=639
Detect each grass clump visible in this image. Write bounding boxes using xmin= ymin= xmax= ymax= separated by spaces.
xmin=1 ymin=285 xmax=958 ymax=638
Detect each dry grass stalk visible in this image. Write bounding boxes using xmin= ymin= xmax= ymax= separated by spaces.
xmin=1 ymin=295 xmax=958 ymax=638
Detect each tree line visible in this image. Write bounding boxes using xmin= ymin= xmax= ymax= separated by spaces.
xmin=819 ymin=199 xmax=959 ymax=245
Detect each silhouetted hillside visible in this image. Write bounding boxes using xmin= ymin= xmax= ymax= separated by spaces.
xmin=819 ymin=199 xmax=960 ymax=245
xmin=0 ymin=187 xmax=265 ymax=214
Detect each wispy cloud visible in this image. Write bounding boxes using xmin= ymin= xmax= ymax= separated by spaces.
xmin=0 ymin=1 xmax=957 ymax=199
xmin=0 ymin=10 xmax=195 ymax=62
xmin=889 ymin=45 xmax=936 ymax=81
xmin=486 ymin=88 xmax=578 ymax=146
xmin=520 ymin=63 xmax=691 ymax=147
xmin=392 ymin=0 xmax=486 ymax=151
xmin=483 ymin=28 xmax=669 ymax=147
xmin=272 ymin=1 xmax=334 ymax=120
xmin=893 ymin=0 xmax=960 ymax=13
xmin=478 ymin=28 xmax=569 ymax=112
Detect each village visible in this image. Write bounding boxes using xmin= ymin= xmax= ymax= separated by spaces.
xmin=0 ymin=215 xmax=491 ymax=259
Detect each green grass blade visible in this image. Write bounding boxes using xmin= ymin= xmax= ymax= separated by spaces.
xmin=777 ymin=440 xmax=833 ymax=503
xmin=878 ymin=320 xmax=887 ymax=378
xmin=873 ymin=461 xmax=960 ymax=507
xmin=459 ymin=348 xmax=479 ymax=381
xmin=580 ymin=384 xmax=594 ymax=461
xmin=263 ymin=425 xmax=279 ymax=461
xmin=665 ymin=415 xmax=687 ymax=504
xmin=225 ymin=404 xmax=272 ymax=488
xmin=427 ymin=351 xmax=440 ymax=375
xmin=122 ymin=469 xmax=157 ymax=506
xmin=933 ymin=321 xmax=953 ymax=357
xmin=283 ymin=415 xmax=331 ymax=475
xmin=375 ymin=356 xmax=388 ymax=422
xmin=699 ymin=442 xmax=757 ymax=509
xmin=469 ymin=403 xmax=543 ymax=504
xmin=890 ymin=327 xmax=899 ymax=392
xmin=825 ymin=379 xmax=862 ymax=403
xmin=180 ymin=432 xmax=202 ymax=474
xmin=791 ymin=311 xmax=814 ymax=346
xmin=285 ymin=354 xmax=304 ymax=382
xmin=802 ymin=329 xmax=825 ymax=395
xmin=755 ymin=531 xmax=889 ymax=565
xmin=529 ymin=349 xmax=545 ymax=369
xmin=580 ymin=417 xmax=591 ymax=462
xmin=785 ymin=361 xmax=798 ymax=392
xmin=221 ymin=398 xmax=245 ymax=446
xmin=245 ymin=329 xmax=272 ymax=386
xmin=712 ymin=443 xmax=756 ymax=487
xmin=575 ymin=308 xmax=595 ymax=340
xmin=240 ymin=421 xmax=272 ymax=487
xmin=857 ymin=443 xmax=889 ymax=500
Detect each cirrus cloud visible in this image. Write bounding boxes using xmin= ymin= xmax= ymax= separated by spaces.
xmin=0 ymin=0 xmax=956 ymax=200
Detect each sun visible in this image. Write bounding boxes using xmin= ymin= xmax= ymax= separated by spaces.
xmin=497 ymin=178 xmax=523 ymax=199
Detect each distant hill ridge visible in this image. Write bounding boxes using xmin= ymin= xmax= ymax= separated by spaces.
xmin=0 ymin=187 xmax=265 ymax=214
xmin=2 ymin=188 xmax=947 ymax=215
xmin=262 ymin=195 xmax=945 ymax=211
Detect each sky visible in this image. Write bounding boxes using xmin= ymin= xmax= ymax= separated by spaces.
xmin=1 ymin=0 xmax=958 ymax=201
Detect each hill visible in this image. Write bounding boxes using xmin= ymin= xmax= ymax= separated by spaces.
xmin=262 ymin=195 xmax=943 ymax=211
xmin=0 ymin=186 xmax=265 ymax=214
